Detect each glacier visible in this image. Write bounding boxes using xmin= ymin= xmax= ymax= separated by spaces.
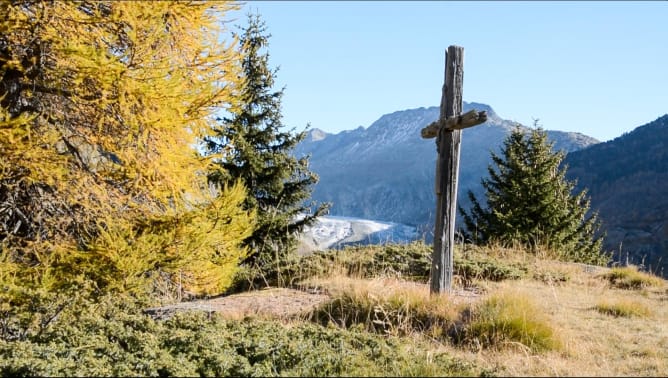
xmin=297 ymin=215 xmax=419 ymax=254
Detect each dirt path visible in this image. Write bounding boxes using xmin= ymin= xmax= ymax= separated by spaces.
xmin=145 ymin=288 xmax=331 ymax=320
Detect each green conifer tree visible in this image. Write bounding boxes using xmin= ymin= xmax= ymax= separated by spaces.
xmin=460 ymin=123 xmax=608 ymax=265
xmin=206 ymin=13 xmax=328 ymax=266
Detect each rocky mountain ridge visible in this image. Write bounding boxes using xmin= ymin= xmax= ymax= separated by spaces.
xmin=296 ymin=102 xmax=599 ymax=232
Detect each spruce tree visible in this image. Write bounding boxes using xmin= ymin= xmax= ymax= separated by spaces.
xmin=460 ymin=123 xmax=608 ymax=265
xmin=206 ymin=13 xmax=328 ymax=266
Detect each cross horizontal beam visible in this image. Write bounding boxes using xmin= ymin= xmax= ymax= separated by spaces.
xmin=420 ymin=109 xmax=488 ymax=139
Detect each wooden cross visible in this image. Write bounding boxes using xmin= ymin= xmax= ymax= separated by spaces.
xmin=421 ymin=46 xmax=487 ymax=294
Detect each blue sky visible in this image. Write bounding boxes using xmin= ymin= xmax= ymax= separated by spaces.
xmin=227 ymin=1 xmax=667 ymax=142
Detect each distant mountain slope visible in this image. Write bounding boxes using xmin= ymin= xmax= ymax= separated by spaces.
xmin=296 ymin=102 xmax=599 ymax=235
xmin=565 ymin=114 xmax=668 ymax=274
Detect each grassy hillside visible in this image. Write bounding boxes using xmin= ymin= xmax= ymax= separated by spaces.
xmin=2 ymin=242 xmax=666 ymax=376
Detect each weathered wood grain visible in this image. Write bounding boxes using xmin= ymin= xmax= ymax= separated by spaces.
xmin=430 ymin=45 xmax=466 ymax=294
xmin=420 ymin=109 xmax=488 ymax=138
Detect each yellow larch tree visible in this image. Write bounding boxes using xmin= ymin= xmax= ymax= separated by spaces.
xmin=0 ymin=1 xmax=254 ymax=298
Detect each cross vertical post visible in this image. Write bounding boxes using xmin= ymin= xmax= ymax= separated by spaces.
xmin=421 ymin=45 xmax=487 ymax=294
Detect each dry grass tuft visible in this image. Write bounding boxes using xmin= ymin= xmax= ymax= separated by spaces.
xmin=305 ymin=275 xmax=466 ymax=339
xmin=602 ymin=266 xmax=665 ymax=289
xmin=594 ymin=298 xmax=653 ymax=318
xmin=459 ymin=289 xmax=563 ymax=353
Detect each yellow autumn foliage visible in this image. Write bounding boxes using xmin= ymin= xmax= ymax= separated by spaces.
xmin=0 ymin=1 xmax=254 ymax=298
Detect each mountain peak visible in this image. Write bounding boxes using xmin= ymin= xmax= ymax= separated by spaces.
xmin=306 ymin=128 xmax=329 ymax=142
xmin=463 ymin=101 xmax=501 ymax=122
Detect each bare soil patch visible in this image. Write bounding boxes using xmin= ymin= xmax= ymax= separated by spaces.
xmin=146 ymin=288 xmax=331 ymax=320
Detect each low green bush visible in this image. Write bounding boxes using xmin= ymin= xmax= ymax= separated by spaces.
xmin=360 ymin=243 xmax=432 ymax=280
xmin=532 ymin=270 xmax=570 ymax=285
xmin=227 ymin=250 xmax=343 ymax=293
xmin=0 ymin=290 xmax=477 ymax=377
xmin=229 ymin=242 xmax=529 ymax=292
xmin=454 ymin=255 xmax=527 ymax=285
